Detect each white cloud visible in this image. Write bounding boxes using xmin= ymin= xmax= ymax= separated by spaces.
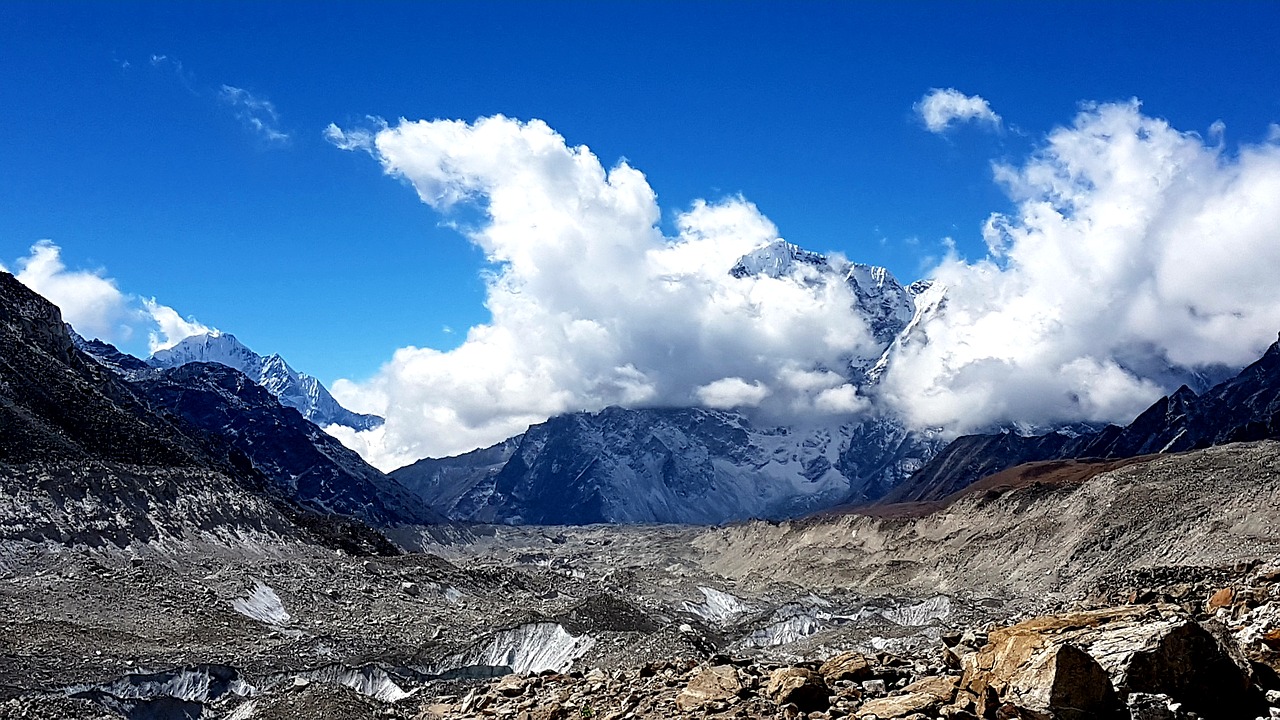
xmin=323 ymin=120 xmax=382 ymax=152
xmin=144 ymin=298 xmax=215 ymax=353
xmin=329 ymin=115 xmax=884 ymax=469
xmin=695 ymin=378 xmax=771 ymax=409
xmin=5 ymin=241 xmax=210 ymax=355
xmin=11 ymin=241 xmax=138 ymax=342
xmin=220 ymin=85 xmax=290 ymax=144
xmin=881 ymin=100 xmax=1280 ymax=432
xmin=915 ymin=88 xmax=1002 ymax=133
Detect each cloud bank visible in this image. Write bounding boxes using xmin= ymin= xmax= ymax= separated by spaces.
xmin=326 ymin=115 xmax=883 ymax=469
xmin=329 ymin=102 xmax=1280 ymax=471
xmin=881 ymin=100 xmax=1280 ymax=432
xmin=916 ymin=88 xmax=1002 ymax=133
xmin=4 ymin=241 xmax=213 ymax=353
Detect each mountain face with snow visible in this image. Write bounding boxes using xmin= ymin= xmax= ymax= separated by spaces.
xmin=730 ymin=240 xmax=916 ymax=345
xmin=149 ymin=332 xmax=383 ymax=432
xmin=393 ymin=240 xmax=950 ymax=525
xmin=393 ymin=407 xmax=942 ymax=525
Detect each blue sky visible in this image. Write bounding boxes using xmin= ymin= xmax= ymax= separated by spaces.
xmin=3 ymin=0 xmax=1280 ymax=391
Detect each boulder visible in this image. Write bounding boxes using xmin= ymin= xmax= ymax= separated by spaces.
xmin=959 ymin=606 xmax=1263 ymax=719
xmin=857 ymin=690 xmax=945 ymax=718
xmin=1206 ymin=587 xmax=1235 ymax=613
xmin=857 ymin=675 xmax=961 ymax=718
xmin=902 ymin=675 xmax=959 ymax=702
xmin=675 ymin=664 xmax=746 ymax=711
xmin=494 ymin=674 xmax=527 ymax=697
xmin=822 ymin=651 xmax=876 ymax=683
xmin=766 ymin=667 xmax=830 ymax=712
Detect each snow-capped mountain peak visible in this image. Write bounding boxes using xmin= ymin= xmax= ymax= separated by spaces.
xmin=730 ymin=240 xmax=917 ymax=351
xmin=149 ymin=332 xmax=383 ymax=432
xmin=729 ymin=240 xmax=829 ymax=279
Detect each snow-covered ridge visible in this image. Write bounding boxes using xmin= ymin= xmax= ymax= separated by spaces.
xmin=148 ymin=332 xmax=383 ymax=432
xmin=730 ymin=239 xmax=916 ymax=346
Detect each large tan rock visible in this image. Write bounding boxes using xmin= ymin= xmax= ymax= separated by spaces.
xmin=959 ymin=605 xmax=1262 ymax=719
xmin=765 ymin=667 xmax=829 ymax=712
xmin=675 ymin=664 xmax=746 ymax=712
xmin=855 ymin=676 xmax=958 ymax=718
xmin=856 ymin=691 xmax=941 ymax=718
xmin=820 ymin=651 xmax=875 ymax=683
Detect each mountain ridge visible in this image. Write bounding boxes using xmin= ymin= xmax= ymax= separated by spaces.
xmin=149 ymin=331 xmax=384 ymax=432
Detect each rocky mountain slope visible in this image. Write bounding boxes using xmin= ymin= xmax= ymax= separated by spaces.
xmin=0 ymin=272 xmax=300 ymax=548
xmin=149 ymin=331 xmax=383 ymax=431
xmin=0 ymin=271 xmax=409 ymax=552
xmin=67 ymin=332 xmax=437 ymax=528
xmin=887 ymin=335 xmax=1280 ymax=503
xmin=130 ymin=361 xmax=441 ymax=527
xmin=696 ymin=440 xmax=1280 ymax=600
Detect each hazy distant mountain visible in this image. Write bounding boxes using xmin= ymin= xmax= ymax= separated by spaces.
xmin=149 ymin=331 xmax=383 ymax=431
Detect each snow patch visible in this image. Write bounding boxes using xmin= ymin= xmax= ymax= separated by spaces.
xmin=683 ymin=586 xmax=751 ymax=624
xmin=433 ymin=623 xmax=596 ymax=675
xmin=293 ymin=665 xmax=410 ymax=702
xmin=880 ymin=595 xmax=951 ymax=626
xmin=232 ymin=581 xmax=291 ymax=626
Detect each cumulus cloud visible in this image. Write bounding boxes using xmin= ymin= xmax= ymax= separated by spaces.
xmin=881 ymin=100 xmax=1280 ymax=432
xmin=5 ymin=241 xmax=211 ymax=354
xmin=329 ymin=115 xmax=885 ymax=469
xmin=330 ymin=104 xmax=1280 ymax=470
xmin=916 ymin=88 xmax=1002 ymax=133
xmin=695 ymin=378 xmax=771 ymax=409
xmin=10 ymin=241 xmax=138 ymax=342
xmin=220 ymin=85 xmax=290 ymax=144
xmin=144 ymin=298 xmax=215 ymax=353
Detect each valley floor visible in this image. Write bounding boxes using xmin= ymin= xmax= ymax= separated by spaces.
xmin=4 ymin=441 xmax=1280 ymax=719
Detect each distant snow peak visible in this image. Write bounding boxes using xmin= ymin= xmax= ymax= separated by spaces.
xmin=729 ymin=239 xmax=828 ymax=280
xmin=729 ymin=240 xmax=915 ymax=347
xmin=148 ymin=331 xmax=383 ymax=432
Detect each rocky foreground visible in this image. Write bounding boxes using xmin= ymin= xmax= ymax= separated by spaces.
xmin=6 ymin=551 xmax=1277 ymax=720
xmin=411 ymin=567 xmax=1280 ymax=720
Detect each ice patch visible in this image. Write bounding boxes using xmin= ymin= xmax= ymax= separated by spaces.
xmin=232 ymin=581 xmax=291 ymax=625
xmin=741 ymin=598 xmax=833 ymax=648
xmin=293 ymin=665 xmax=410 ymax=702
xmin=66 ymin=661 xmax=254 ymax=702
xmin=880 ymin=595 xmax=950 ymax=626
xmin=744 ymin=613 xmax=824 ymax=647
xmin=683 ymin=586 xmax=751 ymax=624
xmin=433 ymin=622 xmax=596 ymax=675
